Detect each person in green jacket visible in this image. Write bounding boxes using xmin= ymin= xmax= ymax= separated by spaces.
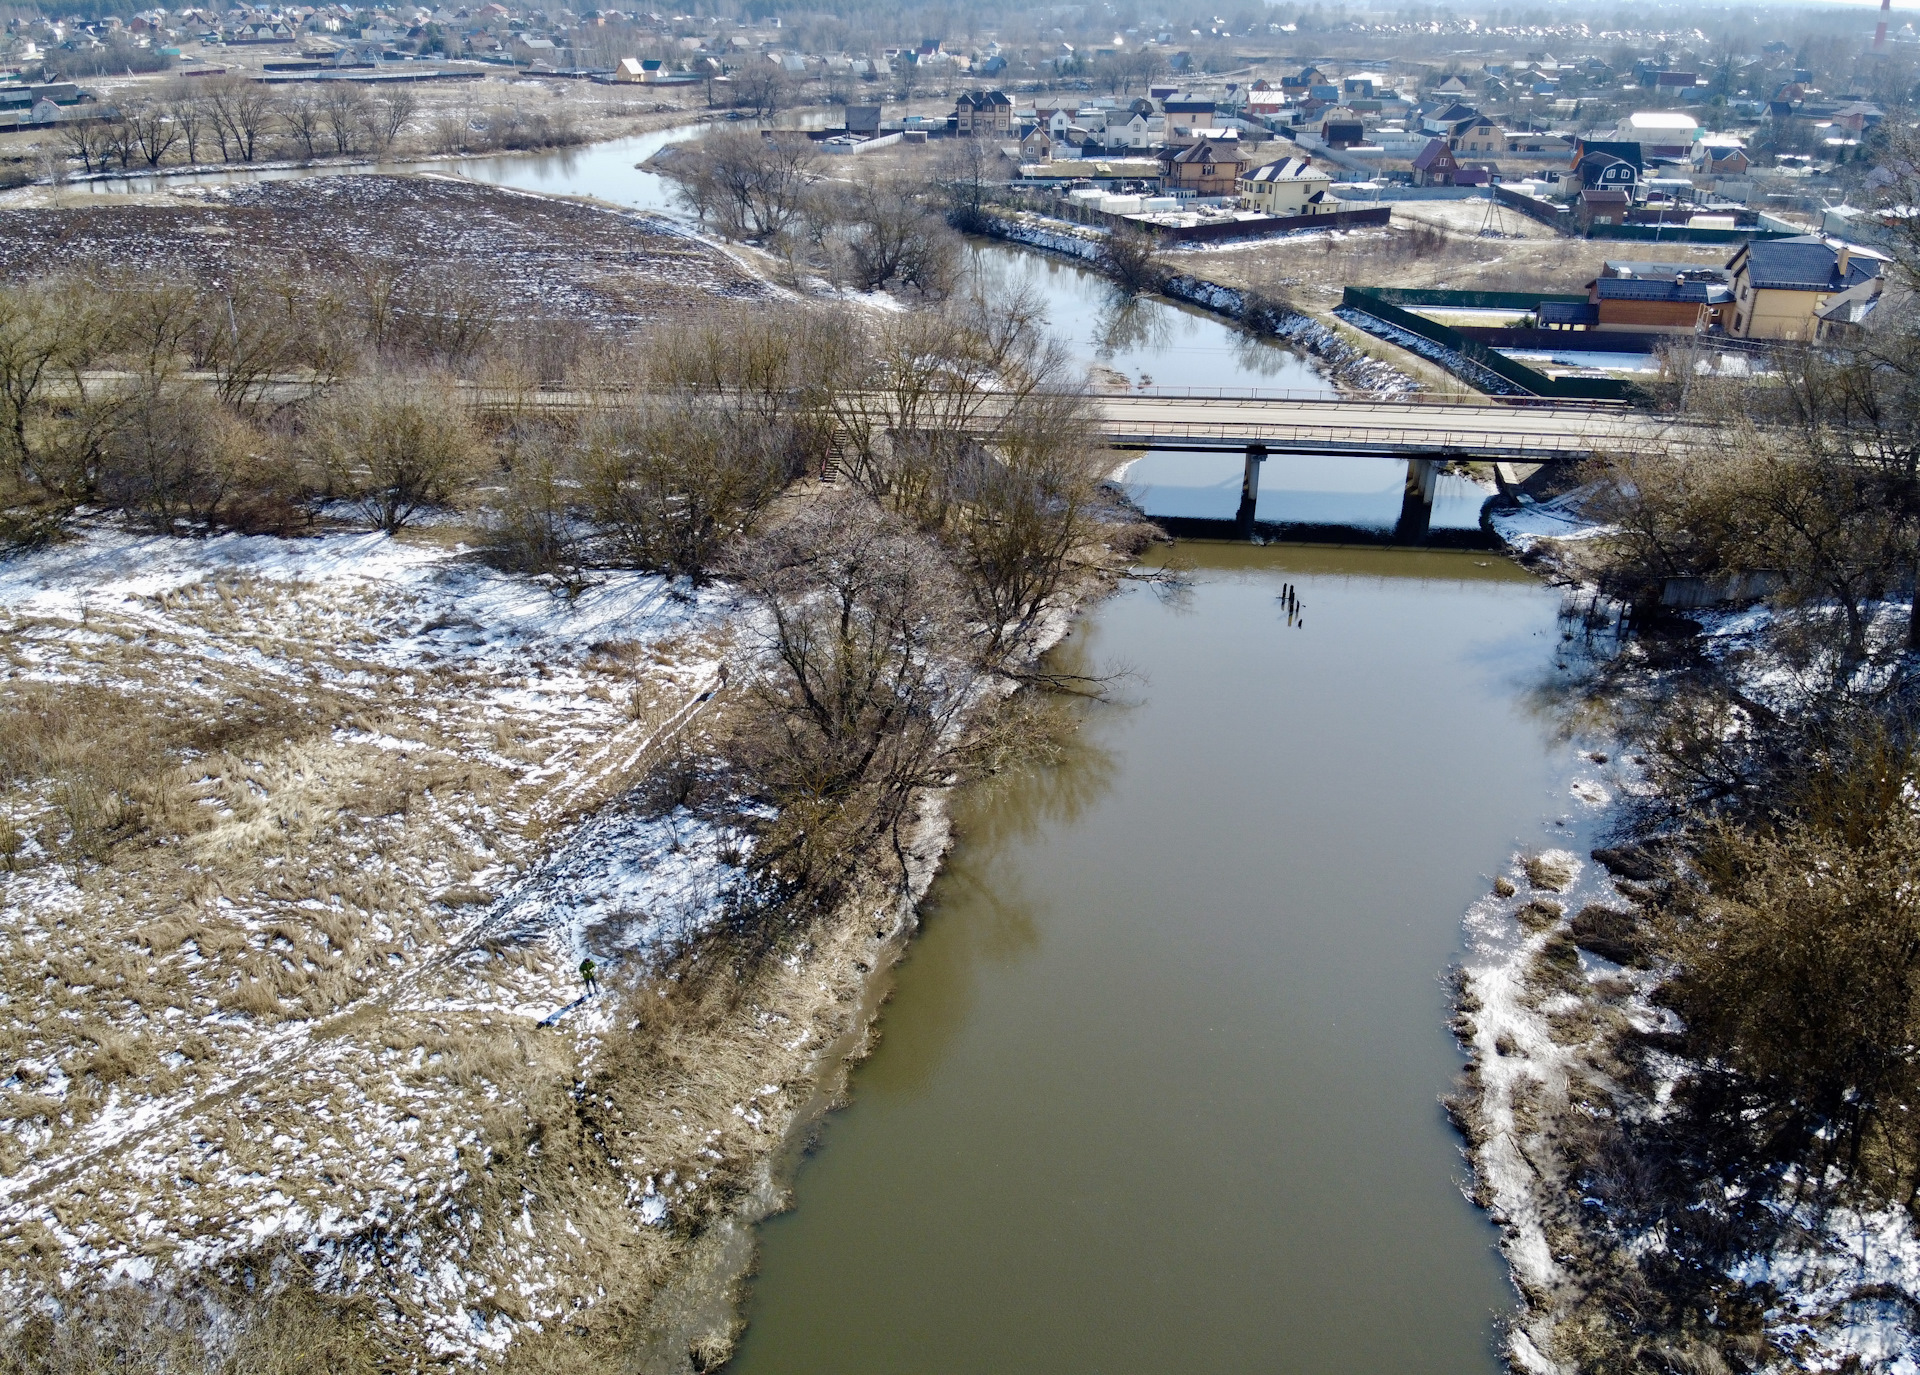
xmin=579 ymin=957 xmax=598 ymax=996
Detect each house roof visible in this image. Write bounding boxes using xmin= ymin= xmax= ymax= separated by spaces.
xmin=1581 ymin=189 xmax=1630 ymax=205
xmin=1540 ymin=301 xmax=1600 ymax=326
xmin=1165 ymin=137 xmax=1244 ymax=165
xmin=1602 ymin=261 xmax=1732 ymax=280
xmin=1574 ymin=140 xmax=1645 ymax=170
xmin=1411 ymin=138 xmax=1455 ymax=170
xmin=1739 ymin=235 xmax=1886 ymax=291
xmin=1595 ymin=277 xmax=1733 ymax=304
xmin=1816 ymin=275 xmax=1886 ymax=325
xmin=1241 ymin=156 xmax=1330 ymax=184
xmin=1622 ymin=110 xmax=1698 ymax=133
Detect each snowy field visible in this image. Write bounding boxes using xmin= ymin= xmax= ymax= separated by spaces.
xmin=0 ymin=526 xmax=790 ymax=1357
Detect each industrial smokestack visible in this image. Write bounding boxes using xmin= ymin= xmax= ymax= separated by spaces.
xmin=1876 ymin=0 xmax=1890 ymax=50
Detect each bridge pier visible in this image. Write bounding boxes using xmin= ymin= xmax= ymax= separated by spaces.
xmin=1393 ymin=457 xmax=1438 ymax=543
xmin=1236 ymin=444 xmax=1268 ymax=530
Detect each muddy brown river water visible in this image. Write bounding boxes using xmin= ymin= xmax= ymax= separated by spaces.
xmin=727 ymin=543 xmax=1573 ymax=1373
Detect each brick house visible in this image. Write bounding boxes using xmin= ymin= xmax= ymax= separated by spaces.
xmin=1158 ymin=136 xmax=1246 ymax=196
xmin=955 ymin=89 xmax=1013 ymax=137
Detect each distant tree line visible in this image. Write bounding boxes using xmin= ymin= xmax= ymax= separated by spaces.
xmin=53 ymin=77 xmax=590 ymax=176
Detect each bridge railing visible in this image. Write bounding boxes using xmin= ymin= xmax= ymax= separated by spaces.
xmin=1101 ymin=419 xmax=1668 ymax=458
xmin=1117 ymin=385 xmax=1629 ymax=411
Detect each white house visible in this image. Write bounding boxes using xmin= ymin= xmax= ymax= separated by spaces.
xmin=1613 ymin=110 xmax=1699 ymax=156
xmin=1237 ymin=155 xmax=1335 ymax=216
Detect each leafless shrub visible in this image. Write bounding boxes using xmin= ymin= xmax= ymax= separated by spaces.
xmin=307 ymin=377 xmax=485 ymax=532
xmin=582 ymin=395 xmax=788 ymax=580
xmin=720 ymin=493 xmax=980 ymax=913
xmin=480 ymin=429 xmax=589 ymax=591
xmin=95 ymin=377 xmax=264 ymax=532
xmin=396 ymin=276 xmax=500 ymax=369
xmin=1098 ymin=227 xmax=1168 ymax=295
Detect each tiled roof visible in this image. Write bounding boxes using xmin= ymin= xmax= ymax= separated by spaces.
xmin=1744 ymin=236 xmax=1884 ymax=291
xmin=1596 ymin=277 xmax=1734 ymax=304
xmin=1241 ymin=156 xmax=1330 ymax=183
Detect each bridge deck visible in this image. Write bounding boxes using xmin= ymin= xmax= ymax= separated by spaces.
xmin=1091 ymin=395 xmax=1678 ymax=461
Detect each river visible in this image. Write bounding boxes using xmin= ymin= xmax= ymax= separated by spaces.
xmin=725 ymin=544 xmax=1567 ymax=1373
xmin=41 ymin=135 xmax=1563 ymax=1367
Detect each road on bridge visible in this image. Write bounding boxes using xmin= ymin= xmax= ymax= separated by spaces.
xmin=1092 ymin=394 xmax=1681 ymax=462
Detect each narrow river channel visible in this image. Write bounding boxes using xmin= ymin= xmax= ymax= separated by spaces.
xmin=725 ymin=544 xmax=1568 ymax=1373
xmin=28 ymin=136 xmax=1572 ymax=1366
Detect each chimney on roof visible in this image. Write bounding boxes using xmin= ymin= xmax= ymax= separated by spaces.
xmin=1837 ymin=242 xmax=1853 ymax=278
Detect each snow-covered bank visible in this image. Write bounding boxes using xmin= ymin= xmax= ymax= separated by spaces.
xmin=0 ymin=514 xmax=1134 ymax=1370
xmin=1462 ymin=502 xmax=1920 ymax=1374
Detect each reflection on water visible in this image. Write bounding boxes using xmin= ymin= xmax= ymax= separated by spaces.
xmin=1093 ymin=293 xmax=1174 ymax=361
xmin=964 ymin=244 xmax=1336 ymax=396
xmin=727 ymin=543 xmax=1564 ymax=1375
xmin=1123 ymin=450 xmax=1494 ymax=538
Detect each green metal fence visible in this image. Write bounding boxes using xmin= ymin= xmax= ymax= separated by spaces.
xmin=1342 ymin=287 xmax=1645 ymax=403
xmin=1586 ymin=223 xmax=1801 ymax=245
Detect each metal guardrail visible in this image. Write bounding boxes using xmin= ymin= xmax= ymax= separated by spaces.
xmin=1102 ymin=419 xmax=1660 ymax=459
xmin=1110 ymin=387 xmax=1630 ymax=411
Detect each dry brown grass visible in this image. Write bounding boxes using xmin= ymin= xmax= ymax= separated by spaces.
xmin=0 ymin=537 xmax=757 ymax=1364
xmin=1194 ymin=215 xmax=1730 ymax=313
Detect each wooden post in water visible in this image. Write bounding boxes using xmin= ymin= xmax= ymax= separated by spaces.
xmin=1237 ymin=444 xmax=1268 ymax=532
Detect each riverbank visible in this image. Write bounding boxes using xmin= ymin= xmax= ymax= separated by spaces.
xmin=0 ymin=500 xmax=1146 ymax=1372
xmin=1457 ymin=498 xmax=1920 ymax=1375
xmin=977 ymin=212 xmax=1424 ymax=397
xmin=616 ymin=517 xmax=1149 ymax=1372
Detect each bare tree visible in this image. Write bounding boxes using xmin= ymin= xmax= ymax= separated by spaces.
xmin=97 ymin=115 xmax=134 ymax=171
xmin=371 ymin=90 xmax=417 ymax=153
xmin=722 ymin=493 xmax=983 ymax=908
xmin=60 ymin=118 xmax=111 ymax=174
xmin=933 ymin=134 xmax=1001 ymax=232
xmin=732 ymin=62 xmax=790 ymax=120
xmin=1097 ymin=226 xmax=1168 ymax=295
xmin=941 ymin=389 xmax=1113 ymax=664
xmin=663 ymin=128 xmax=818 ymax=242
xmin=834 ymin=178 xmax=962 ymax=295
xmin=123 ymin=100 xmax=182 ymax=168
xmin=164 ymin=85 xmax=211 ymax=165
xmin=205 ymin=77 xmax=278 ymax=162
xmin=279 ymin=89 xmax=324 ymax=160
xmin=321 ymin=83 xmax=370 ymax=156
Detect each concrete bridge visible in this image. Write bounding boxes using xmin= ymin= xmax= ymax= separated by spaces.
xmin=1091 ymin=393 xmax=1673 ymax=462
xmin=1087 ymin=391 xmax=1681 ymax=538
